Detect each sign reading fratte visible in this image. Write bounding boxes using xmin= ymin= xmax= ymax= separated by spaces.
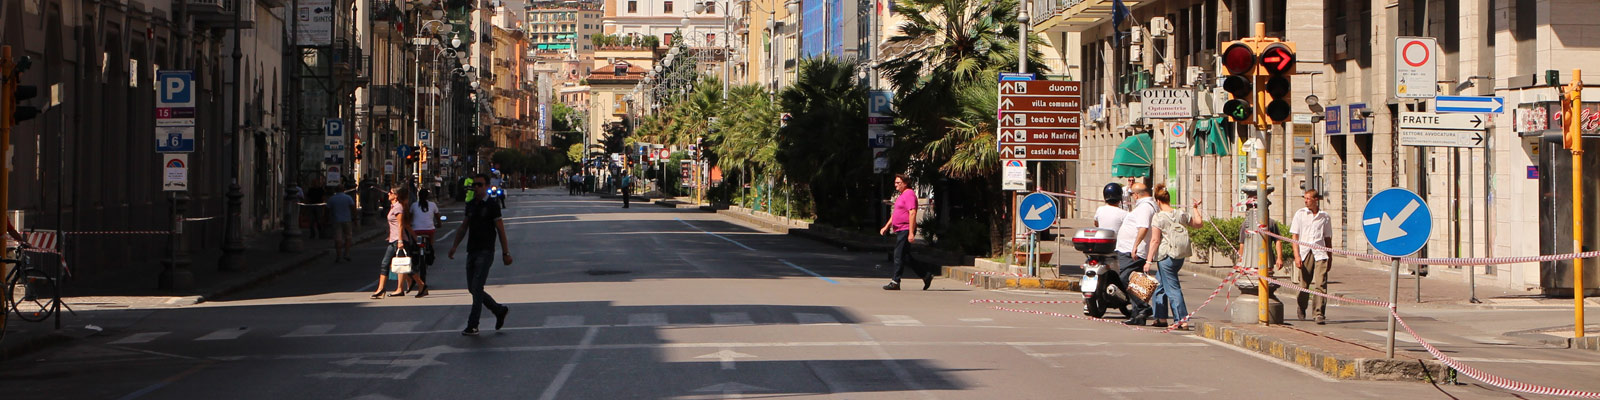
xmin=1140 ymin=88 xmax=1196 ymax=119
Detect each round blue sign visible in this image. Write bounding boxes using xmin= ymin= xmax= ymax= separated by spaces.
xmin=1018 ymin=192 xmax=1058 ymax=232
xmin=1361 ymin=188 xmax=1432 ymax=257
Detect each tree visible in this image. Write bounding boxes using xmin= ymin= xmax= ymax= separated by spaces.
xmin=567 ymin=143 xmax=585 ymax=164
xmin=777 ymin=57 xmax=873 ymax=228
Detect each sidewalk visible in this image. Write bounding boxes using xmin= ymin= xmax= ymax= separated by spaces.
xmin=0 ymin=207 xmax=398 ymax=361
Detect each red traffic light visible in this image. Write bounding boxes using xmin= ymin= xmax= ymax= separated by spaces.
xmin=1259 ymin=43 xmax=1296 ymax=75
xmin=1222 ymin=43 xmax=1257 ymax=75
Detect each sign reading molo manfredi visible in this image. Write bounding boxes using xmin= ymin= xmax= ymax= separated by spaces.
xmin=1140 ymin=88 xmax=1196 ymax=119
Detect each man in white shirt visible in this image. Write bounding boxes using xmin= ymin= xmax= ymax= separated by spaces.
xmin=1094 ymin=183 xmax=1129 ymax=232
xmin=1113 ymin=183 xmax=1158 ymax=325
xmin=1290 ymin=189 xmax=1334 ymax=324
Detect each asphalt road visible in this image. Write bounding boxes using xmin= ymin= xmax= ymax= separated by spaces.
xmin=0 ymin=188 xmax=1539 ymax=399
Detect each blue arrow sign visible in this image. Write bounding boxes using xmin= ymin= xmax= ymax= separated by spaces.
xmin=1435 ymin=96 xmax=1505 ymax=114
xmin=1018 ymin=192 xmax=1058 ymax=232
xmin=1362 ymin=187 xmax=1433 ymax=257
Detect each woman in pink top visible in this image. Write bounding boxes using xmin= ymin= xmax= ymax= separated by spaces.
xmin=372 ymin=187 xmax=416 ymax=299
xmin=879 ymin=174 xmax=931 ymax=290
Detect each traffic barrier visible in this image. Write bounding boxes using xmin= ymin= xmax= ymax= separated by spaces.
xmin=1249 ymin=228 xmax=1600 ymax=266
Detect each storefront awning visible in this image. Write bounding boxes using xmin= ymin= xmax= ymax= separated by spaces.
xmin=1112 ymin=132 xmax=1153 ymax=178
xmin=1191 ymin=117 xmax=1231 ymax=156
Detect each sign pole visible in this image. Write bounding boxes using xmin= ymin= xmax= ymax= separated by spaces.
xmin=1388 ymin=257 xmax=1400 ymax=358
xmin=1568 ymin=69 xmax=1585 ymax=339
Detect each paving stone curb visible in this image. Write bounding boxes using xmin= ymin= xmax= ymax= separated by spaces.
xmin=1195 ymin=321 xmax=1449 ymax=381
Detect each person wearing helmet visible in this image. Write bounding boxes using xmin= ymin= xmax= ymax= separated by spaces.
xmin=1095 ymin=183 xmax=1129 ymax=232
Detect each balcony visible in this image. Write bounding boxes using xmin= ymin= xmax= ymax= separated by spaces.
xmin=369 ymin=85 xmax=414 ymax=117
xmin=1031 ymin=0 xmax=1137 ymax=33
xmin=190 ymin=0 xmax=255 ymax=29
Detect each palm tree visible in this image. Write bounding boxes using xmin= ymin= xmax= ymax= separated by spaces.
xmin=777 ymin=57 xmax=872 ymax=228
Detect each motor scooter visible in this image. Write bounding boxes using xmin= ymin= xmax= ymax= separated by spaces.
xmin=1073 ymin=228 xmax=1134 ymax=318
xmin=489 ymin=185 xmax=506 ymax=208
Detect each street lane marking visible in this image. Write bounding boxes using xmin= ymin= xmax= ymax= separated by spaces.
xmin=960 ymin=318 xmax=995 ymax=323
xmin=109 ymin=332 xmax=170 ymax=345
xmin=779 ymin=259 xmax=840 ymax=284
xmin=1011 ymin=344 xmax=1065 ymax=368
xmin=1184 ymin=335 xmax=1339 ymax=383
xmin=538 ymin=326 xmax=599 ymax=400
xmin=712 ymin=312 xmax=754 ymax=325
xmin=876 ymin=315 xmax=923 ymax=327
xmin=264 ymin=340 xmax=1212 ymax=361
xmin=627 ymin=313 xmax=667 ymax=326
xmin=373 ymin=322 xmax=421 ymax=334
xmin=794 ymin=313 xmax=841 ymax=325
xmin=195 ymin=327 xmax=251 ymax=341
xmin=850 ymin=326 xmax=934 ymax=400
xmin=1453 ymin=357 xmax=1600 ymax=366
xmin=544 ymin=315 xmax=585 ymax=328
xmin=676 ymin=218 xmax=756 ymax=251
xmin=283 ymin=324 xmax=336 ymax=337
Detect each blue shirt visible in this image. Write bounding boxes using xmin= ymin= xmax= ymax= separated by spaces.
xmin=326 ymin=192 xmax=355 ymax=223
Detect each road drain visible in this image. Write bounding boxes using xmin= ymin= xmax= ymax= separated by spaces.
xmin=585 ymin=270 xmax=631 ymax=276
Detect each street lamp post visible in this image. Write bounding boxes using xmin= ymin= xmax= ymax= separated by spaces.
xmin=220 ymin=0 xmax=247 ymax=271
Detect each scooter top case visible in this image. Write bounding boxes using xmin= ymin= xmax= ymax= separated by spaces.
xmin=1071 ymin=228 xmax=1117 ymax=254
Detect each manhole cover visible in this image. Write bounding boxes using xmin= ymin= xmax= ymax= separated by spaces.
xmin=586 ymin=270 xmax=631 ymax=276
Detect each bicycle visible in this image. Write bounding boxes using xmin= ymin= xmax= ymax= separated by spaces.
xmin=4 ymin=243 xmax=73 ymax=324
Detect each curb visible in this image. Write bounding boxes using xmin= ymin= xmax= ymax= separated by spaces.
xmin=191 ymin=228 xmax=388 ymax=305
xmin=943 ymin=266 xmax=1079 ymax=291
xmin=1574 ymin=336 xmax=1600 ymax=351
xmin=1195 ymin=320 xmax=1448 ymax=381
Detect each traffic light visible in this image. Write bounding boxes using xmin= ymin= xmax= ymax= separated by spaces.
xmin=353 ymin=139 xmax=363 ymax=160
xmin=1220 ymin=42 xmax=1257 ymax=123
xmin=418 ymin=145 xmax=428 ymax=164
xmin=3 ymin=55 xmax=41 ymax=127
xmin=1256 ymin=42 xmax=1296 ymax=125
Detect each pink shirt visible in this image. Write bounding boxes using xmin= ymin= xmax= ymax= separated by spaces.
xmin=889 ymin=189 xmax=916 ymax=232
xmin=386 ymin=202 xmax=405 ymax=243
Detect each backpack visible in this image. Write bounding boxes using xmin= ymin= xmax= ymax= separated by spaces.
xmin=1157 ymin=210 xmax=1193 ymax=260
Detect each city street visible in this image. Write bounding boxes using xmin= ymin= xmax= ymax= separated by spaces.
xmin=0 ymin=189 xmax=1538 ymax=399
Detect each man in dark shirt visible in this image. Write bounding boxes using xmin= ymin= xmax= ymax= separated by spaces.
xmin=448 ymin=173 xmax=514 ymax=336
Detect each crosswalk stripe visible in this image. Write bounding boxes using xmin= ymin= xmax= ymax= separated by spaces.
xmin=109 ymin=332 xmax=170 ymax=345
xmin=876 ymin=315 xmax=923 ymax=327
xmin=373 ymin=321 xmax=421 ymax=334
xmin=283 ymin=324 xmax=336 ymax=337
xmin=627 ymin=313 xmax=667 ymax=326
xmin=544 ymin=315 xmax=585 ymax=328
xmin=794 ymin=313 xmax=841 ymax=325
xmin=1365 ymin=330 xmax=1448 ymax=345
xmin=196 ymin=327 xmax=251 ymax=341
xmin=711 ymin=312 xmax=754 ymax=325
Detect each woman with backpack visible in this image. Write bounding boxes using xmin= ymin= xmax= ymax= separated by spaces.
xmin=1143 ymin=184 xmax=1206 ymax=329
xmin=407 ymin=189 xmax=442 ymax=298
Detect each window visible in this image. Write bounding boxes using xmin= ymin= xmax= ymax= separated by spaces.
xmin=664 ymin=1 xmax=673 ymax=13
xmin=628 ymin=1 xmax=637 ymax=13
xmin=706 ymin=2 xmax=715 ymax=13
xmin=707 ymin=33 xmax=715 ymax=44
xmin=664 ymin=33 xmax=674 ymax=45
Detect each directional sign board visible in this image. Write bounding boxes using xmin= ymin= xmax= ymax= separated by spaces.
xmin=1398 ymin=112 xmax=1487 ymax=148
xmin=998 ymin=79 xmax=1081 ymax=161
xmin=1362 ymin=188 xmax=1432 ymax=257
xmin=1394 ymin=37 xmax=1437 ymax=99
xmin=1018 ymin=192 xmax=1058 ymax=232
xmin=1435 ymin=95 xmax=1505 ymax=114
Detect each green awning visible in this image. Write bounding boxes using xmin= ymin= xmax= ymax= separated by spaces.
xmin=1191 ymin=117 xmax=1232 ymax=156
xmin=1112 ymin=132 xmax=1153 ymax=178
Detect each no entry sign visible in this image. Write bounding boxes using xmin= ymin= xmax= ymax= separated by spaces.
xmin=1394 ymin=37 xmax=1437 ymax=99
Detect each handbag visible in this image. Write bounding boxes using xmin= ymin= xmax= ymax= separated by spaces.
xmin=1128 ymin=271 xmax=1160 ymax=302
xmin=390 ymin=247 xmax=413 ymax=274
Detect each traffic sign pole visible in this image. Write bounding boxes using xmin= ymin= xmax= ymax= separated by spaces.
xmin=1387 ymin=257 xmax=1400 ymax=358
xmin=1566 ymin=69 xmax=1585 ymax=339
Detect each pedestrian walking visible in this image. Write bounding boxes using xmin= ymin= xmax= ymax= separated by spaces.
xmin=621 ymin=173 xmax=632 ymax=208
xmin=408 ymin=189 xmax=442 ymax=298
xmin=879 ymin=174 xmax=931 ymax=291
xmin=448 ymin=173 xmax=513 ymax=336
xmin=1290 ymin=189 xmax=1334 ymax=324
xmin=1143 ymin=184 xmax=1205 ymax=329
xmin=569 ymin=172 xmax=579 ymax=195
xmin=1115 ymin=182 xmax=1157 ymax=325
xmin=372 ymin=187 xmax=417 ymax=299
xmin=306 ymin=181 xmax=327 ymax=239
xmin=325 ymin=183 xmax=357 ymax=262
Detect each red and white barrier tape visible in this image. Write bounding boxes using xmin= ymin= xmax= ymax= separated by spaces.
xmin=1251 ymin=229 xmax=1600 ymax=267
xmin=970 ymin=298 xmax=1083 ymax=305
xmin=63 ymin=230 xmax=173 ymax=235
xmin=982 ymin=268 xmax=1245 ymax=334
xmin=1391 ymin=311 xmax=1600 ymax=398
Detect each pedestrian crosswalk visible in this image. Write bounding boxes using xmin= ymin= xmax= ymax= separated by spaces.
xmin=102 ymin=312 xmax=999 ymax=345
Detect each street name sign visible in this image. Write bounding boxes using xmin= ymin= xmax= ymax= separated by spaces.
xmin=1362 ymin=187 xmax=1432 ymax=257
xmin=997 ymin=128 xmax=1080 ymax=145
xmin=999 ymin=96 xmax=1083 ymax=112
xmin=1398 ymin=112 xmax=1487 ymax=148
xmin=1018 ymin=192 xmax=1058 ymax=231
xmin=999 ymin=144 xmax=1080 ymax=160
xmin=999 ymin=80 xmax=1080 ymax=96
xmin=1435 ymin=95 xmax=1505 ymax=114
xmin=1394 ymin=37 xmax=1437 ymax=99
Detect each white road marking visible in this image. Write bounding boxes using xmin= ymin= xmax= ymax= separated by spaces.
xmin=712 ymin=312 xmax=754 ymax=325
xmin=372 ymin=321 xmax=421 ymax=334
xmin=283 ymin=324 xmax=336 ymax=337
xmin=109 ymin=332 xmax=170 ymax=345
xmin=1011 ymin=344 xmax=1064 ymax=368
xmin=267 ymin=340 xmax=1208 ymax=361
xmin=778 ymin=259 xmax=839 ymax=284
xmin=876 ymin=315 xmax=923 ymax=327
xmin=694 ymin=349 xmax=757 ymax=370
xmin=539 ymin=326 xmax=599 ymax=400
xmin=850 ymin=325 xmax=934 ymax=400
xmin=544 ymin=315 xmax=585 ymax=328
xmin=794 ymin=313 xmax=841 ymax=325
xmin=676 ymin=218 xmax=756 ymax=251
xmin=627 ymin=313 xmax=667 ymax=326
xmin=959 ymin=318 xmax=995 ymax=323
xmin=1365 ymin=330 xmax=1447 ymax=344
xmin=195 ymin=327 xmax=251 ymax=341
xmin=1096 ymin=383 xmax=1218 ymax=400
xmin=1453 ymin=357 xmax=1600 ymax=366
xmin=1184 ymin=335 xmax=1339 ymax=383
